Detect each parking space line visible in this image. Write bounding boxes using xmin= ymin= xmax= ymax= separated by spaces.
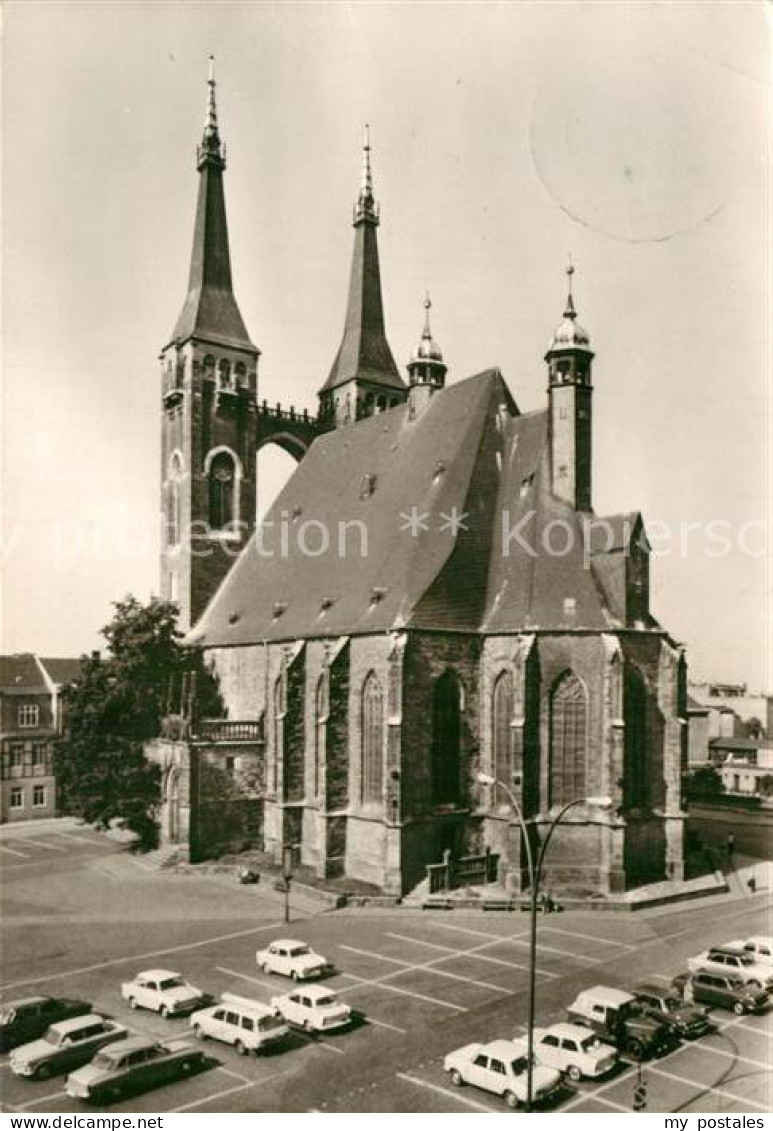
xmin=216 ymin=965 xmax=278 ymax=996
xmin=343 ymin=971 xmax=467 ymax=1012
xmin=295 ymin=1031 xmax=347 ymax=1056
xmin=340 ymin=943 xmax=512 ymax=993
xmin=0 ymin=922 xmax=283 ymax=991
xmin=593 ymin=1094 xmax=631 ymax=1112
xmin=14 ymin=837 xmax=66 ymax=852
xmin=0 ymin=844 xmax=29 ymax=859
xmin=387 ymin=931 xmax=562 ymax=974
xmin=360 ymin=1014 xmax=406 ymax=1034
xmin=396 ymin=1072 xmax=498 ymax=1112
xmin=173 ymin=1079 xmax=261 ymax=1112
xmin=216 ymin=1065 xmax=254 ymax=1084
xmin=542 ymin=926 xmax=636 ymax=951
xmin=424 ymin=920 xmax=594 ymax=964
xmin=696 ymin=1043 xmax=770 ymax=1071
xmin=719 ymin=1017 xmax=772 ymax=1038
xmin=419 ymin=921 xmax=522 ymax=944
xmin=17 ymin=1091 xmax=68 ymax=1110
xmin=53 ymin=832 xmax=106 ymax=846
xmin=648 ymin=1064 xmax=768 ymax=1111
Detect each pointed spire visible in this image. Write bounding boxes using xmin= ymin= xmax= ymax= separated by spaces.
xmin=564 ymin=256 xmax=576 ymax=318
xmin=354 ymin=122 xmax=379 ymax=226
xmin=422 ymin=291 xmax=434 ymax=340
xmin=546 ymin=258 xmax=591 ymax=354
xmin=170 ymin=59 xmax=254 ymax=351
xmin=408 ymin=292 xmax=446 ymax=390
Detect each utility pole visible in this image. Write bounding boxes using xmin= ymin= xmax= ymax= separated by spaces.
xmin=282 ymin=843 xmax=293 ymax=923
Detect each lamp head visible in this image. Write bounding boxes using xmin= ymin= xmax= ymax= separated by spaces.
xmin=477 ymin=772 xmax=496 ymax=786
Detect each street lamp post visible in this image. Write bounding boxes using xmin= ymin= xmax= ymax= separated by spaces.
xmin=477 ymin=771 xmax=611 ymax=1112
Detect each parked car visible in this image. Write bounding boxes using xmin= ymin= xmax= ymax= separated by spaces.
xmin=255 ymin=940 xmax=331 ymax=981
xmin=190 ymin=993 xmax=289 ymax=1054
xmin=120 ymin=970 xmax=207 ymax=1017
xmin=270 ymin=985 xmax=352 ymax=1033
xmin=686 ymin=947 xmax=773 ymax=991
xmin=566 ymin=986 xmax=673 ymax=1059
xmin=64 ymin=1036 xmax=205 ymax=1103
xmin=531 ymin=1023 xmax=618 ymax=1081
xmin=10 ymin=1015 xmax=128 ymax=1080
xmin=444 ymin=1039 xmax=563 ymax=1108
xmin=724 ymin=936 xmax=773 ymax=966
xmin=672 ymin=971 xmax=769 ymax=1016
xmin=632 ymin=984 xmax=712 ymax=1039
xmin=0 ymin=996 xmax=93 ymax=1053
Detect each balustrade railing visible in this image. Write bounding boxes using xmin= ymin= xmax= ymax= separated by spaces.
xmin=425 ymin=847 xmax=499 ymax=892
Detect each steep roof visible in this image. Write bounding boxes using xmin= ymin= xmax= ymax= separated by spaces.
xmin=190 ymin=368 xmax=659 ymax=648
xmin=39 ymin=657 xmax=82 ymax=687
xmin=0 ymin=654 xmax=47 ymax=693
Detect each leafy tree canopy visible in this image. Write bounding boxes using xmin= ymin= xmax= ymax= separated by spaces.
xmin=55 ymin=595 xmax=222 ymax=846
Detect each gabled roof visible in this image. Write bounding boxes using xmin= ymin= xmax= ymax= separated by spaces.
xmin=190 ymin=367 xmax=661 ymax=648
xmin=0 ymin=654 xmax=47 ymax=693
xmin=39 ymin=657 xmax=82 ymax=687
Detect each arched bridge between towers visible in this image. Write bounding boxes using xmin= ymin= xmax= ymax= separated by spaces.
xmin=256 ymin=401 xmax=327 ymax=462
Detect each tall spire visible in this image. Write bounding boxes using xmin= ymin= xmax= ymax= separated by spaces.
xmin=564 ymin=257 xmax=576 ymax=318
xmin=319 ymin=126 xmax=405 ymax=408
xmin=408 ymin=292 xmax=447 ymax=392
xmin=170 ymin=59 xmax=255 ymax=351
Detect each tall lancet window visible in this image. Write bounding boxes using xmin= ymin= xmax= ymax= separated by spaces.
xmin=208 ymin=452 xmax=236 ymax=530
xmin=432 ymin=672 xmax=462 ymax=805
xmin=314 ymin=673 xmax=328 ymax=800
xmin=492 ymin=671 xmax=514 ymax=792
xmin=549 ymin=672 xmax=587 ymax=807
xmin=361 ymin=673 xmax=384 ymax=804
xmin=624 ymin=666 xmax=649 ymax=808
xmin=167 ymin=455 xmax=182 ymax=546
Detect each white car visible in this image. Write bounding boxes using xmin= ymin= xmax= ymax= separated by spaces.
xmin=725 ymin=937 xmax=773 ymax=966
xmin=532 ymin=1023 xmax=618 ymax=1081
xmin=687 ymin=947 xmax=773 ymax=990
xmin=120 ymin=969 xmax=207 ymax=1017
xmin=255 ymin=939 xmax=330 ymax=981
xmin=190 ymin=993 xmax=289 ymax=1054
xmin=270 ymin=985 xmax=352 ymax=1032
xmin=444 ymin=1039 xmax=563 ymax=1108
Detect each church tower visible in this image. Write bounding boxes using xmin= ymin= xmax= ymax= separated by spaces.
xmin=318 ymin=127 xmax=407 ymax=427
xmin=407 ymin=294 xmax=447 ymax=418
xmin=160 ymin=59 xmax=260 ymax=631
xmin=546 ymin=264 xmax=594 ymax=512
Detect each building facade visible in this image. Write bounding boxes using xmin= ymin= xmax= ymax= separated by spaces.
xmin=0 ymin=655 xmax=81 ymax=823
xmin=150 ymin=70 xmax=689 ymax=897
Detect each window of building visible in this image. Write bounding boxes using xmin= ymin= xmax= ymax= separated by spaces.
xmin=18 ymin=705 xmax=39 ymax=729
xmin=431 ymin=672 xmax=462 ymax=805
xmin=208 ymin=452 xmax=236 ymax=530
xmin=10 ymin=743 xmax=24 ymax=768
xmin=361 ymin=673 xmax=384 ymax=804
xmin=167 ymin=454 xmax=182 ymax=547
xmin=314 ymin=674 xmax=328 ymax=799
xmin=218 ymin=358 xmax=232 ymax=387
xmin=492 ymin=671 xmax=514 ymax=790
xmin=10 ymin=787 xmax=23 ymax=809
xmin=624 ymin=666 xmax=649 ymax=808
xmin=33 ymin=785 xmax=46 ymax=808
xmin=549 ymin=672 xmax=587 ymax=807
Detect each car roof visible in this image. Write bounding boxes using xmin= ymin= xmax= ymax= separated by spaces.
xmin=103 ymin=1037 xmax=157 ymax=1055
xmin=135 ymin=969 xmax=181 ymax=980
xmin=708 ymin=946 xmax=747 ymax=957
xmin=634 ymin=984 xmax=670 ymax=997
xmin=52 ymin=1014 xmax=104 ymax=1034
xmin=480 ymin=1039 xmax=525 ymax=1058
xmin=268 ymin=939 xmax=308 ymax=949
xmin=220 ymin=994 xmax=274 ymax=1017
xmin=3 ymin=996 xmax=52 ymax=1009
xmin=540 ymin=1023 xmax=596 ymax=1040
xmin=290 ymin=985 xmax=336 ymax=1001
xmin=580 ymin=986 xmax=634 ymax=1006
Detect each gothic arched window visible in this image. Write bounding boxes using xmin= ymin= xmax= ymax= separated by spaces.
xmin=167 ymin=454 xmax=182 ymax=547
xmin=492 ymin=671 xmax=514 ymax=790
xmin=314 ymin=673 xmax=328 ymax=799
xmin=218 ymin=358 xmax=232 ymax=388
xmin=208 ymin=452 xmax=236 ymax=530
xmin=549 ymin=672 xmax=587 ymax=807
xmin=272 ymin=674 xmax=285 ymax=795
xmin=361 ymin=673 xmax=384 ymax=804
xmin=432 ymin=671 xmax=462 ymax=805
xmin=624 ymin=666 xmax=649 ymax=808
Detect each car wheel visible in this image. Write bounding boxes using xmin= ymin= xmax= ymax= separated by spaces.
xmin=128 ymin=997 xmax=139 ymax=1010
xmin=181 ymin=1059 xmax=194 ymax=1074
xmin=108 ymin=1085 xmax=123 ymax=1102
xmin=734 ymin=1001 xmax=745 ymax=1015
xmin=235 ymin=1040 xmax=247 ymax=1056
xmin=449 ymin=1069 xmax=463 ymax=1087
xmin=504 ymin=1090 xmax=519 ymax=1109
xmin=34 ymin=1064 xmax=51 ymax=1081
xmin=567 ymin=1064 xmax=582 ymax=1082
xmin=193 ymin=1024 xmax=206 ymax=1041
xmin=160 ymin=1006 xmax=170 ymax=1019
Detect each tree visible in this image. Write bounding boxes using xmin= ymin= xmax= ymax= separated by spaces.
xmin=741 ymin=717 xmax=764 ymax=740
xmin=55 ymin=595 xmax=222 ymax=848
xmin=683 ymin=765 xmax=725 ymax=802
xmin=757 ymin=774 xmax=773 ymax=798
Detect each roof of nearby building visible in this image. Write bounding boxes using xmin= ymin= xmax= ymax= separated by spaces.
xmin=710 ymin=736 xmax=773 ymax=752
xmin=687 ymin=694 xmax=709 ymax=714
xmin=39 ymin=658 xmax=82 ymax=687
xmin=0 ymin=654 xmax=47 ymax=693
xmin=189 ymin=368 xmax=661 ymax=648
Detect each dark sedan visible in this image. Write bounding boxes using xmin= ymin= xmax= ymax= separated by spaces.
xmin=672 ymin=972 xmax=769 ymax=1016
xmin=633 ymin=984 xmax=712 ymax=1038
xmin=0 ymin=996 xmax=93 ymax=1052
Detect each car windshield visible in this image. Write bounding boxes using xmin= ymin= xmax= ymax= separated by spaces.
xmin=580 ymin=1036 xmax=603 ymax=1052
xmin=259 ymin=1016 xmax=285 ymax=1032
xmin=0 ymin=1008 xmax=15 ymax=1024
xmin=158 ymin=977 xmax=185 ymax=990
xmin=91 ymin=1052 xmax=116 ymax=1069
xmin=664 ymin=997 xmax=682 ymax=1010
xmin=289 ymin=946 xmax=311 ymax=958
xmin=42 ymin=1027 xmax=64 ymax=1046
xmin=511 ymin=1055 xmax=534 ymax=1074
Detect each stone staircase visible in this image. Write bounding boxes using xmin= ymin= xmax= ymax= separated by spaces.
xmin=133 ymin=844 xmax=186 ymax=870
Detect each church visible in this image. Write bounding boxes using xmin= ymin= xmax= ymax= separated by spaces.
xmin=150 ymin=65 xmax=688 ymax=898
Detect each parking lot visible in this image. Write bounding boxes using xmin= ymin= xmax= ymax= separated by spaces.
xmin=1 ymin=821 xmax=771 ymax=1113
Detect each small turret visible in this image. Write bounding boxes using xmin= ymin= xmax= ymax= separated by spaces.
xmin=407 ymin=294 xmax=447 ymax=418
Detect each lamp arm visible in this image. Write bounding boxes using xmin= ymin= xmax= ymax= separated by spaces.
xmin=492 ymin=778 xmax=535 ymax=888
xmin=534 ymin=797 xmax=586 ymax=890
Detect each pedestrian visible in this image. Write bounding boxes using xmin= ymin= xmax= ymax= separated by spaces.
xmin=726 ymin=831 xmax=735 ymax=861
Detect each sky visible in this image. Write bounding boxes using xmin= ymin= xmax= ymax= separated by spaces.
xmin=1 ymin=1 xmax=769 ymax=689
